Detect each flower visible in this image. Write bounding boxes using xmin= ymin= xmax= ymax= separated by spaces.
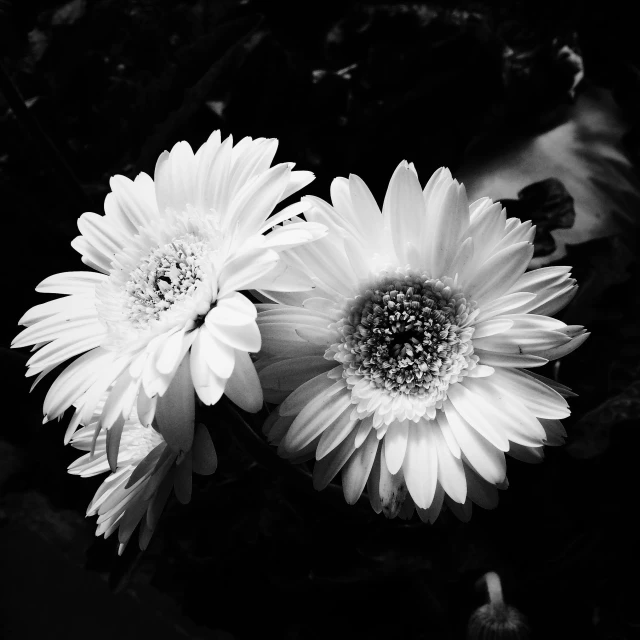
xmin=13 ymin=131 xmax=324 ymax=469
xmin=256 ymin=163 xmax=588 ymax=521
xmin=68 ymin=399 xmax=217 ymax=554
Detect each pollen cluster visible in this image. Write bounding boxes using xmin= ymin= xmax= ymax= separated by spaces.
xmin=125 ymin=235 xmax=206 ymax=326
xmin=333 ymin=273 xmax=478 ymax=421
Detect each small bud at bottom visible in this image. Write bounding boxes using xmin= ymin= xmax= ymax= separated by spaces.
xmin=467 ymin=572 xmax=531 ymax=640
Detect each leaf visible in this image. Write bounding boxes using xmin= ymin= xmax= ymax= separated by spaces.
xmin=459 ymin=85 xmax=640 ymax=267
xmin=499 ymin=178 xmax=576 ymax=257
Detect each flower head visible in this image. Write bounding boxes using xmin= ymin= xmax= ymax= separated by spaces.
xmin=13 ymin=131 xmax=323 ymax=469
xmin=68 ymin=400 xmax=216 ymax=554
xmin=257 ymin=163 xmax=587 ymax=521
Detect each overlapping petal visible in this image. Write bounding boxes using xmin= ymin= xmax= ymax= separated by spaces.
xmin=69 ymin=402 xmax=216 ymax=554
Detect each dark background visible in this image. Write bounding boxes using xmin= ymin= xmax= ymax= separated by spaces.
xmin=2 ymin=1 xmax=640 ymax=638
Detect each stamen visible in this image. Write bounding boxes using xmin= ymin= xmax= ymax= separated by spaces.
xmin=124 ymin=235 xmax=206 ymax=327
xmin=333 ymin=273 xmax=477 ymax=417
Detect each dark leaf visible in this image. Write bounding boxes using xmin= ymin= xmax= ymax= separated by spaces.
xmin=499 ymin=178 xmax=576 ymax=257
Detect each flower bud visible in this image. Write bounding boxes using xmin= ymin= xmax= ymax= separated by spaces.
xmin=466 ymin=572 xmax=531 ymax=640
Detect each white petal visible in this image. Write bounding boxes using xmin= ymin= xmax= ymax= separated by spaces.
xmin=430 ymin=181 xmax=469 ymax=278
xmin=227 ymin=163 xmax=290 ymax=235
xmin=259 ymin=356 xmax=335 ymax=391
xmin=312 ymin=427 xmax=358 ymax=491
xmin=402 ymin=421 xmax=438 ymax=509
xmin=354 ymin=416 xmax=374 ymax=448
xmin=191 ymin=424 xmax=218 ymax=475
xmin=490 ymin=368 xmax=570 ymax=419
xmin=18 ymin=295 xmax=94 ymax=327
xmin=464 ymin=377 xmax=547 ymax=446
xmin=42 ymin=348 xmax=114 ymax=419
xmin=378 ymin=447 xmax=408 ymax=518
xmin=189 ymin=329 xmax=226 ymax=405
xmin=466 ymin=242 xmax=534 ymax=304
xmin=342 ymin=429 xmax=379 ymax=504
xmin=447 ymin=383 xmax=510 ymax=451
xmin=205 ymin=313 xmax=261 ymax=353
xmin=228 ymin=137 xmax=278 ymax=197
xmin=279 ymin=370 xmax=339 ymax=415
xmin=383 ymin=420 xmax=410 ymax=475
xmin=382 ymin=162 xmax=426 ymax=263
xmin=217 ymin=248 xmax=280 ymax=298
xmin=252 ymin=260 xmax=315 ymax=293
xmin=534 ymin=330 xmax=589 ymax=360
xmin=155 ymin=356 xmax=195 ymax=453
xmin=261 ymin=221 xmax=327 ymax=251
xmin=476 ymin=292 xmax=537 ymax=322
xmin=432 ymin=423 xmax=467 ymax=503
xmin=155 ymin=329 xmax=188 ymax=375
xmin=539 ymin=418 xmax=567 ymax=445
xmin=281 ymin=170 xmax=315 ymax=201
xmin=77 ymin=211 xmax=127 ymax=264
xmin=316 ymin=409 xmax=357 ymax=459
xmin=13 ymin=312 xmax=102 ymax=348
xmin=415 ymin=482 xmax=445 ymax=524
xmin=223 ymin=350 xmax=263 ymax=412
xmin=282 ymin=387 xmax=352 ymax=452
xmin=109 ymin=173 xmax=157 ymax=229
xmin=464 ymin=465 xmax=500 ymax=509
xmin=440 ymin=406 xmax=506 ymax=484
xmin=472 ymin=318 xmax=514 ymax=339
xmin=348 ymin=173 xmax=384 ymax=248
xmin=195 ymin=132 xmax=232 ymax=212
xmin=25 ymin=326 xmax=107 ymax=373
xmin=258 ymin=200 xmax=313 ymax=234
xmin=208 ymin=292 xmax=256 ymax=326
xmin=507 ymin=442 xmax=545 ymax=463
xmin=474 ymin=349 xmax=548 ymax=368
xmin=199 ymin=325 xmax=236 ymax=379
xmin=154 ymin=141 xmax=196 ymax=213
xmin=36 ymin=271 xmax=105 ymax=295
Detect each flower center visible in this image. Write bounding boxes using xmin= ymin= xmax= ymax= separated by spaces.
xmin=124 ymin=235 xmax=206 ymax=327
xmin=334 ymin=273 xmax=477 ymax=417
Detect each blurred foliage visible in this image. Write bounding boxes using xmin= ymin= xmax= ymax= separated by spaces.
xmin=2 ymin=1 xmax=640 ymax=639
xmin=499 ymin=178 xmax=576 ymax=257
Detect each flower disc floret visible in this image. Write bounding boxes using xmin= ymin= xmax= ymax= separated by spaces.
xmin=125 ymin=235 xmax=207 ymax=327
xmin=334 ymin=272 xmax=477 ymax=423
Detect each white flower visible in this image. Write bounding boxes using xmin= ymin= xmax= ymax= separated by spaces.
xmin=68 ymin=401 xmax=216 ymax=554
xmin=13 ymin=131 xmax=324 ymax=467
xmin=256 ymin=162 xmax=588 ymax=521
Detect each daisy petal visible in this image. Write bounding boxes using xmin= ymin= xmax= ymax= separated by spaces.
xmin=155 ymin=356 xmax=195 ymax=454
xmin=223 ymin=350 xmax=263 ymax=413
xmin=342 ymin=429 xmax=379 ymax=504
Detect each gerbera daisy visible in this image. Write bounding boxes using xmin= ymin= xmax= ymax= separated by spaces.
xmin=13 ymin=131 xmax=323 ymax=470
xmin=256 ymin=162 xmax=588 ymax=521
xmin=68 ymin=399 xmax=216 ymax=554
